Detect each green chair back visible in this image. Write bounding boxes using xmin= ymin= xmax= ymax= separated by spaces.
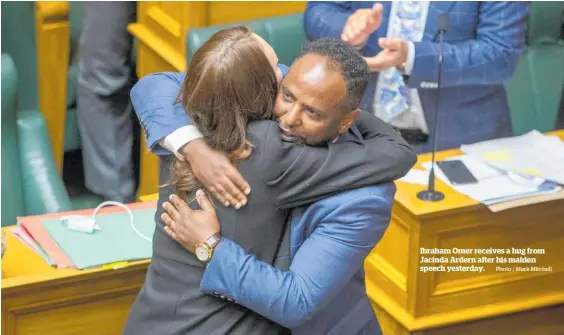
xmin=1 ymin=54 xmax=26 ymax=226
xmin=186 ymin=13 xmax=306 ymax=67
xmin=506 ymin=1 xmax=564 ymax=135
xmin=1 ymin=1 xmax=83 ymax=151
xmin=1 ymin=54 xmax=74 ymax=226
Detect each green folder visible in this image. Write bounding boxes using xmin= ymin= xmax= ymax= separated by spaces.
xmin=41 ymin=208 xmax=156 ymax=269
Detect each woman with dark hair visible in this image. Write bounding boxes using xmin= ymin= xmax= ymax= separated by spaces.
xmin=124 ymin=27 xmax=415 ymax=335
xmin=171 ymin=26 xmax=281 ymax=197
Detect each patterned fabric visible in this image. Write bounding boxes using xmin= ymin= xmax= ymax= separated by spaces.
xmin=375 ymin=1 xmax=429 ymax=132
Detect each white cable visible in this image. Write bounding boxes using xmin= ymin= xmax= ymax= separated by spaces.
xmin=92 ymin=201 xmax=152 ymax=242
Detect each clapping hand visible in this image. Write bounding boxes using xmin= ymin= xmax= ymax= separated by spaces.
xmin=363 ymin=38 xmax=409 ymax=72
xmin=341 ymin=3 xmax=383 ymax=46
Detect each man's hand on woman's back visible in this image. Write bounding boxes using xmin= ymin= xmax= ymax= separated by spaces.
xmin=181 ymin=139 xmax=250 ymax=209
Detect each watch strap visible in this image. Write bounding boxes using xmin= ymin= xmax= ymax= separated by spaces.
xmin=204 ymin=233 xmax=222 ymax=250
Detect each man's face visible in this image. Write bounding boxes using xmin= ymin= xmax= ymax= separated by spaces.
xmin=273 ymin=54 xmax=356 ymax=146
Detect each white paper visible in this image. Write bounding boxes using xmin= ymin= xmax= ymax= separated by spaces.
xmin=460 ymin=130 xmax=564 ymax=185
xmin=422 ymin=155 xmax=559 ymax=204
xmin=398 ymin=169 xmax=430 ymax=185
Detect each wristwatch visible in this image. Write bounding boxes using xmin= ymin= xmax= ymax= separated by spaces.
xmin=194 ymin=233 xmax=222 ymax=263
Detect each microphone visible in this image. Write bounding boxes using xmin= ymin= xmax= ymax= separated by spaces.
xmin=417 ymin=13 xmax=449 ymax=202
xmin=432 ymin=14 xmax=450 ymax=41
xmin=437 ymin=13 xmax=450 ymax=36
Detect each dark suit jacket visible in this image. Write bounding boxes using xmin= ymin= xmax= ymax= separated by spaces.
xmin=122 ymin=112 xmax=415 ymax=335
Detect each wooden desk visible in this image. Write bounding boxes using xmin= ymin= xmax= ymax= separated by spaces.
xmin=128 ymin=1 xmax=306 ymax=198
xmin=365 ymin=131 xmax=564 ymax=335
xmin=4 ymin=132 xmax=562 ymax=334
xmin=1 ymin=227 xmax=149 ymax=335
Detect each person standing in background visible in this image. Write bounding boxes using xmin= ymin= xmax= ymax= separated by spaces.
xmin=77 ymin=2 xmax=137 ymax=203
xmin=304 ymin=1 xmax=530 ymax=153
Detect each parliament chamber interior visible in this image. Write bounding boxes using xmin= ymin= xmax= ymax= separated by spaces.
xmin=1 ymin=1 xmax=564 ymax=335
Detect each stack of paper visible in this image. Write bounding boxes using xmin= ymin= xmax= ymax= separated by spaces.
xmin=461 ymin=130 xmax=564 ymax=185
xmin=398 ymin=131 xmax=564 ymax=209
xmin=14 ymin=201 xmax=157 ymax=269
xmin=421 ymin=156 xmax=562 ymax=205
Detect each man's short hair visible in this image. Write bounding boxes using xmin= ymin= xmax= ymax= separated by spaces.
xmin=298 ymin=38 xmax=370 ymax=110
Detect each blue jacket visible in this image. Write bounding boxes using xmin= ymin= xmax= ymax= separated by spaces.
xmin=200 ymin=185 xmax=394 ymax=335
xmin=130 ymin=66 xmax=393 ymax=334
xmin=132 ymin=64 xmax=286 ymax=154
xmin=304 ymin=1 xmax=530 ymax=152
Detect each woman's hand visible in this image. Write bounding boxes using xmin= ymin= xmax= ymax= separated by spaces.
xmin=182 ymin=139 xmax=250 ymax=209
xmin=162 ymin=190 xmax=220 ymax=253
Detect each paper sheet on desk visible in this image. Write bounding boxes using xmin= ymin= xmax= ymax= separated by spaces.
xmin=398 ymin=169 xmax=430 ymax=185
xmin=487 ymin=189 xmax=564 ymax=212
xmin=461 ymin=130 xmax=564 ymax=184
xmin=422 ymin=156 xmax=561 ymax=204
xmin=41 ymin=208 xmax=156 ymax=270
xmin=10 ymin=226 xmax=55 ymax=265
xmin=18 ymin=216 xmax=76 ymax=269
xmin=18 ymin=201 xmax=157 ymax=269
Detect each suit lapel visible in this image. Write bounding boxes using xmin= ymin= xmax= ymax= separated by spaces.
xmin=379 ymin=2 xmax=392 ymax=36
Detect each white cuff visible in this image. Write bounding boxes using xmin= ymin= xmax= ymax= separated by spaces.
xmin=404 ymin=41 xmax=415 ymax=76
xmin=159 ymin=125 xmax=203 ymax=161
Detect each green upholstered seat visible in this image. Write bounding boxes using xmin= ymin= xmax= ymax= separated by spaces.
xmin=185 ymin=13 xmax=306 ymax=67
xmin=505 ymin=1 xmax=564 ymax=135
xmin=1 ymin=54 xmax=73 ymax=226
xmin=1 ymin=1 xmax=82 ymax=151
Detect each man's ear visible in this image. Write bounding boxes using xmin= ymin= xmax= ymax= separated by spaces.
xmin=338 ymin=109 xmax=361 ymax=134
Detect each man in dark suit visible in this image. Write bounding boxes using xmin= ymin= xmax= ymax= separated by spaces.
xmin=77 ymin=2 xmax=137 ymax=202
xmin=123 ymin=38 xmax=415 ymax=334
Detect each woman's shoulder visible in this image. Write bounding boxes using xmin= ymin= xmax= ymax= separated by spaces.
xmin=246 ymin=119 xmax=277 ymax=135
xmin=246 ymin=120 xmax=293 ymax=152
xmin=243 ymin=120 xmax=291 ymax=175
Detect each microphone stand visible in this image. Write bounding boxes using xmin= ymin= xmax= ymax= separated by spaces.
xmin=417 ymin=15 xmax=448 ymax=202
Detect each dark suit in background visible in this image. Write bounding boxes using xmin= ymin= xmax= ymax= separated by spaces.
xmin=77 ymin=2 xmax=137 ymax=202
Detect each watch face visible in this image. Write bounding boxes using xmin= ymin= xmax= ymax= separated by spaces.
xmin=195 ymin=245 xmax=210 ymax=261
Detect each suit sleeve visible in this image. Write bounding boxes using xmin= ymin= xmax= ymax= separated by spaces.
xmin=130 ymin=64 xmax=291 ymax=155
xmin=200 ymin=185 xmax=395 ymax=328
xmin=303 ymin=2 xmax=354 ymax=41
xmin=408 ymin=2 xmax=529 ymax=88
xmin=130 ymin=72 xmax=192 ymax=155
xmin=266 ymin=111 xmax=416 ymax=208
